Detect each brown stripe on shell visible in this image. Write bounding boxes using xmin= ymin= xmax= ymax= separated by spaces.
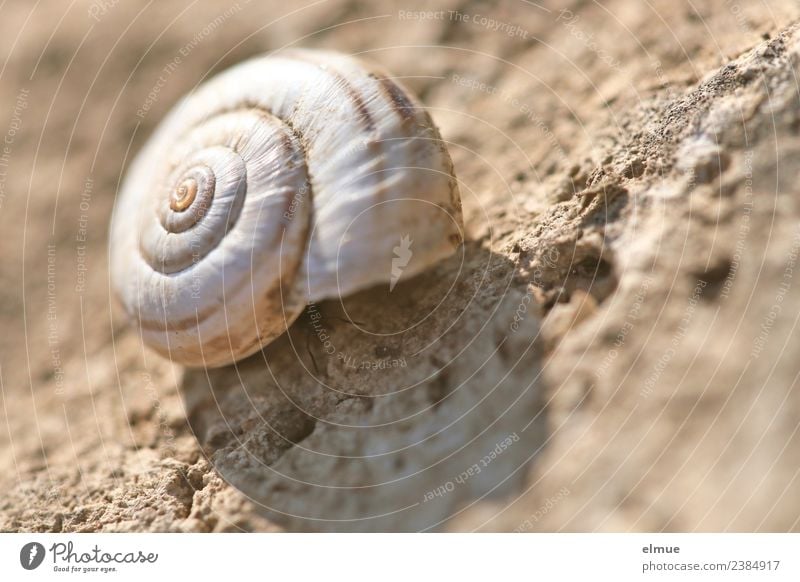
xmin=338 ymin=73 xmax=375 ymax=130
xmin=279 ymin=50 xmax=376 ymax=131
xmin=206 ymin=101 xmax=316 ymax=213
xmin=151 ymin=302 xmax=288 ymax=365
xmin=137 ymin=293 xmax=223 ymax=332
xmin=372 ymin=74 xmax=417 ymax=123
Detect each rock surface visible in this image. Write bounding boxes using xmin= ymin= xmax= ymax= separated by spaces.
xmin=1 ymin=0 xmax=800 ymax=531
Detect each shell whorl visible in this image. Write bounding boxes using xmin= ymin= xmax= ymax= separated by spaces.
xmin=110 ymin=49 xmax=463 ymax=367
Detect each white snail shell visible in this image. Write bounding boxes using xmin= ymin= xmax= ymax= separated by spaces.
xmin=110 ymin=49 xmax=463 ymax=367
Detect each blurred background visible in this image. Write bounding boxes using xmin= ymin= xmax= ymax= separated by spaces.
xmin=2 ymin=0 xmax=800 ymax=531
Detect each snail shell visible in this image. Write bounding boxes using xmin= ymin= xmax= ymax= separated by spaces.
xmin=110 ymin=49 xmax=463 ymax=367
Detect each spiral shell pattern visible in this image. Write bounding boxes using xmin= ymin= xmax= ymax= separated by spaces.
xmin=110 ymin=49 xmax=462 ymax=367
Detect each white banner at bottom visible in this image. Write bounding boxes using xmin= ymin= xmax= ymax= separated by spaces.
xmin=0 ymin=533 xmax=797 ymax=581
